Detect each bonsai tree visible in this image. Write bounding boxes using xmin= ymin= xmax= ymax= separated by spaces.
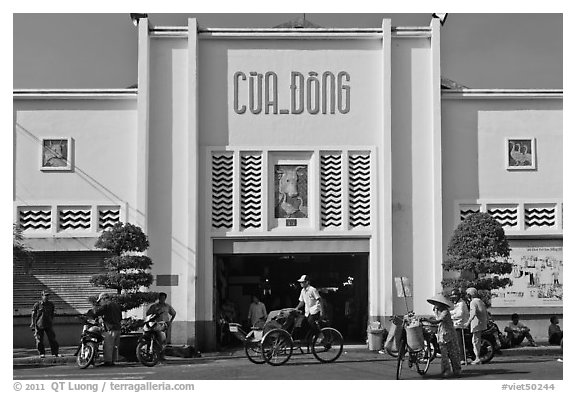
xmin=442 ymin=212 xmax=513 ymax=306
xmin=90 ymin=222 xmax=158 ymax=329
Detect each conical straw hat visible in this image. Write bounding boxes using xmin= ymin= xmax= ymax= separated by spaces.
xmin=426 ymin=294 xmax=454 ymax=310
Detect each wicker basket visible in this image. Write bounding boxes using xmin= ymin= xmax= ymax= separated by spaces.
xmin=406 ymin=325 xmax=425 ymax=351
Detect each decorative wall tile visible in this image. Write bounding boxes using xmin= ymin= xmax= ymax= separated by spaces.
xmin=320 ymin=153 xmax=342 ymax=228
xmin=240 ymin=153 xmax=263 ymax=229
xmin=348 ymin=152 xmax=371 ymax=228
xmin=211 ymin=153 xmax=234 ymax=229
xmin=98 ymin=206 xmax=121 ymax=231
xmin=18 ymin=207 xmax=51 ymax=231
xmin=58 ymin=207 xmax=91 ymax=231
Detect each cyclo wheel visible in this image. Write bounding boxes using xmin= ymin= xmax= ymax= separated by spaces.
xmin=244 ymin=340 xmax=265 ymax=364
xmin=261 ymin=328 xmax=293 ymax=366
xmin=414 ymin=339 xmax=434 ymax=375
xmin=396 ymin=339 xmax=407 ymax=380
xmin=311 ymin=327 xmax=344 ymax=363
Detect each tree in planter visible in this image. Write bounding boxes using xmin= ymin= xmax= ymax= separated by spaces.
xmin=442 ymin=212 xmax=513 ymax=306
xmin=89 ymin=222 xmax=158 ymax=333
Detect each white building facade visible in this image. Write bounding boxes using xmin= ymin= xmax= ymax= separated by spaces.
xmin=13 ymin=18 xmax=562 ymax=349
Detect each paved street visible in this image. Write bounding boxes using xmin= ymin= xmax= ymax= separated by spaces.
xmin=14 ymin=350 xmax=563 ymax=381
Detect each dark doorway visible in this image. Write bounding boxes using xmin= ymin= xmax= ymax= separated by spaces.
xmin=215 ymin=253 xmax=368 ymax=344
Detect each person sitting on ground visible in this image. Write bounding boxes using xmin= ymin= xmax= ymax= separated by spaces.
xmin=548 ymin=315 xmax=563 ymax=345
xmin=504 ymin=313 xmax=538 ymax=347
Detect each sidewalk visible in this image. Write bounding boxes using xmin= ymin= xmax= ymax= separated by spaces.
xmin=13 ymin=342 xmax=562 ymax=368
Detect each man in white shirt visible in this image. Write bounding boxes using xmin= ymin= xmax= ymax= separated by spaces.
xmin=505 ymin=313 xmax=537 ymax=347
xmin=295 ymin=275 xmax=323 ymax=334
xmin=464 ymin=287 xmax=488 ymax=364
xmin=449 ymin=289 xmax=469 ymax=364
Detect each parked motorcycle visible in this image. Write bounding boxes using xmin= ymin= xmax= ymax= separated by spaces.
xmin=136 ymin=313 xmax=167 ymax=367
xmin=461 ymin=319 xmax=501 ymax=364
xmin=75 ymin=313 xmax=105 ymax=369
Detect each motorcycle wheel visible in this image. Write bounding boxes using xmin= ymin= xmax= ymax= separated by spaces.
xmin=76 ymin=342 xmax=96 ymax=369
xmin=136 ymin=340 xmax=160 ymax=367
xmin=478 ymin=338 xmax=495 ymax=364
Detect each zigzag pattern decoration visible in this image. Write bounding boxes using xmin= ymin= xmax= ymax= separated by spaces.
xmin=348 ymin=153 xmax=371 ymax=227
xmin=212 ymin=153 xmax=234 ymax=229
xmin=320 ymin=153 xmax=342 ymax=227
xmin=460 ymin=206 xmax=480 ymax=222
xmin=488 ymin=206 xmax=518 ymax=228
xmin=19 ymin=208 xmax=52 ymax=231
xmin=59 ymin=208 xmax=91 ymax=230
xmin=525 ymin=207 xmax=556 ymax=228
xmin=98 ymin=207 xmax=120 ymax=230
xmin=241 ymin=153 xmax=263 ymax=229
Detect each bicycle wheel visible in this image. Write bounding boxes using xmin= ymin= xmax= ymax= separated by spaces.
xmin=414 ymin=339 xmax=433 ymax=375
xmin=244 ymin=340 xmax=265 ymax=364
xmin=311 ymin=327 xmax=344 ymax=363
xmin=262 ymin=329 xmax=293 ymax=366
xmin=396 ymin=339 xmax=406 ymax=380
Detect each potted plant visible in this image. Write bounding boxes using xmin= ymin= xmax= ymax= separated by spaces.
xmin=89 ymin=222 xmax=158 ymax=361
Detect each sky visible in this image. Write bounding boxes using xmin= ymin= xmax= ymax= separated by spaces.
xmin=12 ymin=11 xmax=563 ymax=90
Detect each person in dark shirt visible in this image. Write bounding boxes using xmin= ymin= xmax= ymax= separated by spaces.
xmin=548 ymin=315 xmax=563 ymax=345
xmin=93 ymin=293 xmax=122 ymax=366
xmin=30 ymin=290 xmax=60 ymax=358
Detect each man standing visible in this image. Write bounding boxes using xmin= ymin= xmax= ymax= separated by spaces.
xmin=295 ymin=275 xmax=323 ymax=333
xmin=463 ymin=287 xmax=488 ymax=365
xmin=30 ymin=290 xmax=60 ymax=358
xmin=146 ymin=292 xmax=177 ymax=344
xmin=449 ymin=289 xmax=469 ymax=364
xmin=247 ymin=294 xmax=267 ymax=328
xmin=94 ymin=293 xmax=122 ymax=366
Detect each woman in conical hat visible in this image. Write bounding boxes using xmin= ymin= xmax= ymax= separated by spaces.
xmin=426 ymin=294 xmax=454 ymax=310
xmin=422 ymin=293 xmax=461 ymax=378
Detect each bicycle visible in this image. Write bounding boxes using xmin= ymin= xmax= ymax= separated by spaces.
xmin=391 ymin=313 xmax=436 ymax=380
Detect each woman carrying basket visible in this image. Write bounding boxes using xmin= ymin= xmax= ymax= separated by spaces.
xmin=421 ymin=294 xmax=462 ymax=378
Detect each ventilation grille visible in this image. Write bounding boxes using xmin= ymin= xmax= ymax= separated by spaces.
xmin=58 ymin=207 xmax=91 ymax=230
xmin=241 ymin=153 xmax=262 ymax=229
xmin=460 ymin=205 xmax=481 ymax=222
xmin=18 ymin=207 xmax=51 ymax=231
xmin=98 ymin=206 xmax=121 ymax=230
xmin=488 ymin=205 xmax=518 ymax=228
xmin=348 ymin=153 xmax=371 ymax=227
xmin=211 ymin=153 xmax=234 ymax=229
xmin=320 ymin=153 xmax=342 ymax=228
xmin=525 ymin=205 xmax=556 ymax=228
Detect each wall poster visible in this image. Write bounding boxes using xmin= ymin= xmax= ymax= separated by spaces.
xmin=274 ymin=165 xmax=308 ymax=218
xmin=491 ymin=244 xmax=562 ymax=307
xmin=41 ymin=138 xmax=72 ymax=170
xmin=506 ymin=137 xmax=536 ymax=170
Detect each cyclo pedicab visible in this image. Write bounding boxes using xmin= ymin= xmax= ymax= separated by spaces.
xmin=229 ymin=307 xmax=344 ymax=366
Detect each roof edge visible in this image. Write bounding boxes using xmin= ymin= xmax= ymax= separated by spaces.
xmin=13 ymin=88 xmax=138 ymax=100
xmin=442 ymin=89 xmax=563 ymax=100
